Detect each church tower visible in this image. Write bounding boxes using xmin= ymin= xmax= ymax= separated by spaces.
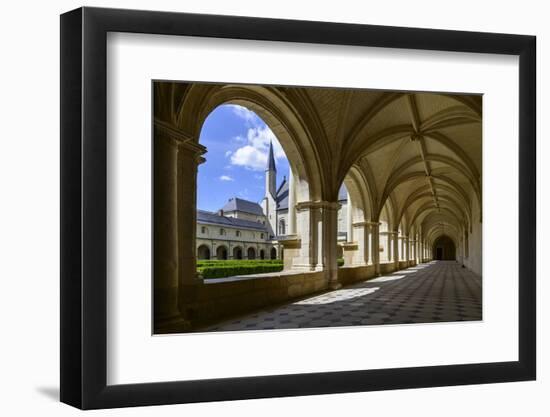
xmin=261 ymin=141 xmax=278 ymax=237
xmin=265 ymin=141 xmax=277 ymax=198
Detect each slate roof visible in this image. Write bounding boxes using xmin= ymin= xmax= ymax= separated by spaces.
xmin=197 ymin=210 xmax=268 ymax=231
xmin=221 ymin=197 xmax=264 ymax=216
xmin=276 ymin=178 xmax=289 ymax=209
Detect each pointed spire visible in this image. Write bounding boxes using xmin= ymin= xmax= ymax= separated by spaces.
xmin=267 ymin=140 xmax=276 ymax=172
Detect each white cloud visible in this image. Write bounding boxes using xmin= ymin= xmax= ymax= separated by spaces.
xmin=230 ymin=104 xmax=260 ymax=125
xmin=225 ymin=104 xmax=287 ymax=171
xmin=230 ymin=125 xmax=286 ymax=171
xmin=230 ymin=145 xmax=267 ymax=171
xmin=219 ymin=175 xmax=234 ymax=182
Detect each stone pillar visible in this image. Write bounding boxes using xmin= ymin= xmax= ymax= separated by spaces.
xmin=153 ymin=125 xmax=180 ymax=327
xmin=364 ymin=223 xmax=371 ymax=265
xmin=295 ymin=200 xmax=341 ymax=290
xmin=351 ymin=222 xmax=371 ymax=266
xmin=387 ymin=232 xmax=393 ymax=262
xmin=351 ymin=223 xmax=365 ymax=265
xmin=371 ymin=222 xmax=381 ymax=275
xmin=346 ymin=192 xmax=353 ymax=242
xmin=288 ymin=169 xmax=296 ymax=235
xmin=321 ymin=201 xmax=341 ymax=289
xmin=392 ymin=231 xmax=399 ymax=268
xmin=153 ymin=120 xmax=206 ymax=331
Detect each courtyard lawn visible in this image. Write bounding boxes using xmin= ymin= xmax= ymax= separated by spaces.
xmin=197 ymin=259 xmax=284 ymax=279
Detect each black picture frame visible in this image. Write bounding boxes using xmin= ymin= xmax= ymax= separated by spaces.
xmin=60 ymin=6 xmax=536 ymax=410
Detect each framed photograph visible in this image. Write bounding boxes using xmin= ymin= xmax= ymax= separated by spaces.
xmin=60 ymin=6 xmax=536 ymax=409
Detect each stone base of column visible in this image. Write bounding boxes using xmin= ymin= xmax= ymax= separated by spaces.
xmin=329 ymin=279 xmax=342 ymax=290
xmin=154 ymin=313 xmax=192 ymax=334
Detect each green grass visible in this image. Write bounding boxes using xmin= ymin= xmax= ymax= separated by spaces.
xmin=197 ymin=259 xmax=284 ymax=279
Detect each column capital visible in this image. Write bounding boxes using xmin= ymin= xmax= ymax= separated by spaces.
xmin=295 ymin=200 xmax=341 ymax=212
xmin=352 ymin=221 xmax=369 ymax=228
xmin=154 ymin=119 xmax=207 ymax=162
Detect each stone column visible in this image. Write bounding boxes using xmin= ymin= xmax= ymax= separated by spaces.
xmin=370 ymin=222 xmax=381 ymax=275
xmin=321 ymin=201 xmax=341 ymax=289
xmin=405 ymin=236 xmax=410 ymax=262
xmin=153 ymin=124 xmax=180 ymax=327
xmin=351 ymin=222 xmax=371 ymax=266
xmin=288 ymin=168 xmax=296 ymax=235
xmin=364 ymin=223 xmax=371 ymax=265
xmin=153 ymin=120 xmax=206 ymax=331
xmin=392 ymin=231 xmax=399 ymax=268
xmin=295 ymin=201 xmax=341 ymax=291
xmin=387 ymin=232 xmax=393 ymax=262
xmin=346 ymin=192 xmax=353 ymax=242
xmin=351 ymin=223 xmax=365 ymax=265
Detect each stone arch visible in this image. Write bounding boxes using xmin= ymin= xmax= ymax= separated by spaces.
xmin=259 ymin=249 xmax=265 ymax=260
xmin=270 ymin=247 xmax=277 ymax=260
xmin=177 ymin=84 xmax=324 ymax=202
xmin=197 ymin=244 xmax=211 ymax=260
xmin=233 ymin=246 xmax=243 ymax=260
xmin=247 ymin=247 xmax=256 ymax=260
xmin=432 ymin=235 xmax=457 ymax=260
xmin=216 ymin=245 xmax=228 ymax=260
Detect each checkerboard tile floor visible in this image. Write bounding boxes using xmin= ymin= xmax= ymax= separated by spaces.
xmin=201 ymin=261 xmax=482 ymax=332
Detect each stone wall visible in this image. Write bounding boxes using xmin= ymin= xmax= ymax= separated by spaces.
xmin=338 ymin=264 xmax=376 ymax=286
xmin=379 ymin=262 xmax=397 ymax=275
xmin=179 ymin=271 xmax=327 ymax=329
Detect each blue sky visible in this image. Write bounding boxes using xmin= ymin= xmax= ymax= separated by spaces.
xmin=197 ymin=104 xmax=290 ymax=212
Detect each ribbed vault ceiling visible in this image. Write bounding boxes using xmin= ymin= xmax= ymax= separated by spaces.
xmin=155 ymin=82 xmax=482 ymax=246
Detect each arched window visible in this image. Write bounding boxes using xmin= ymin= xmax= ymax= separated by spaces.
xmin=279 ymin=219 xmax=286 ymax=235
xmin=236 ymin=230 xmax=241 ymax=237
xmin=219 ymin=228 xmax=225 ymax=236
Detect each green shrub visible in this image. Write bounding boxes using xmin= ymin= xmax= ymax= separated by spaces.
xmin=197 ymin=259 xmax=283 ymax=268
xmin=337 ymin=258 xmax=345 ymax=267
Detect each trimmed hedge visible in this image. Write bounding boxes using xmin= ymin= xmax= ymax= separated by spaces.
xmin=197 ymin=259 xmax=282 ymax=267
xmin=197 ymin=259 xmax=343 ymax=279
xmin=197 ymin=259 xmax=284 ymax=279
